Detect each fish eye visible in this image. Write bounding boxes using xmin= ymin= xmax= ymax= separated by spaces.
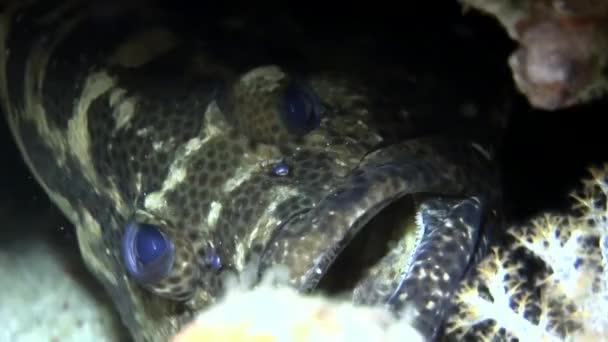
xmin=121 ymin=220 xmax=200 ymax=300
xmin=122 ymin=222 xmax=175 ymax=284
xmin=280 ymin=81 xmax=323 ymax=136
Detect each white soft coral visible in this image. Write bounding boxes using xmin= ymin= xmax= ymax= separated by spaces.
xmin=446 ymin=164 xmax=608 ymax=341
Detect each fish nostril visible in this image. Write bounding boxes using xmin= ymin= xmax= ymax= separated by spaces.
xmin=200 ymin=244 xmax=223 ymax=272
xmin=271 ymin=161 xmax=291 ymax=177
xmin=205 ymin=252 xmax=222 ymax=272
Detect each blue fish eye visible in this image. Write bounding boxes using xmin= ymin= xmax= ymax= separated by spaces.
xmin=121 ymin=222 xmax=175 ymax=284
xmin=135 ymin=224 xmax=167 ymax=265
xmin=280 ymin=81 xmax=323 ymax=136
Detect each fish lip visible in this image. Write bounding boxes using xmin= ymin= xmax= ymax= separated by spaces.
xmin=257 ymin=138 xmax=494 ymax=297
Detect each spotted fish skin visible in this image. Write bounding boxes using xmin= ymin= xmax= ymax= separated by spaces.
xmin=1 ymin=1 xmax=502 ymax=341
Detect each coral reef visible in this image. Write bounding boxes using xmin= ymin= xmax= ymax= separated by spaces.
xmin=445 ymin=164 xmax=608 ymax=340
xmin=461 ymin=0 xmax=608 ymax=110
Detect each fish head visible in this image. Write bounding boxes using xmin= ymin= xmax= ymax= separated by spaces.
xmin=103 ymin=63 xmax=497 ymax=340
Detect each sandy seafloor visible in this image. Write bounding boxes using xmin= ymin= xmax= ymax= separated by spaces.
xmin=0 ymin=197 xmax=129 ymax=341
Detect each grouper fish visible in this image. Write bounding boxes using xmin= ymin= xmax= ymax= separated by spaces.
xmin=0 ymin=1 xmax=503 ymax=341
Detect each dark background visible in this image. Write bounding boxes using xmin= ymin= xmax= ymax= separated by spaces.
xmin=1 ymin=0 xmax=606 ymax=244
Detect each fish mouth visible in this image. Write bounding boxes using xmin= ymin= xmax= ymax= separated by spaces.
xmin=316 ymin=193 xmax=421 ymax=300
xmin=258 ymin=138 xmax=493 ymax=320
